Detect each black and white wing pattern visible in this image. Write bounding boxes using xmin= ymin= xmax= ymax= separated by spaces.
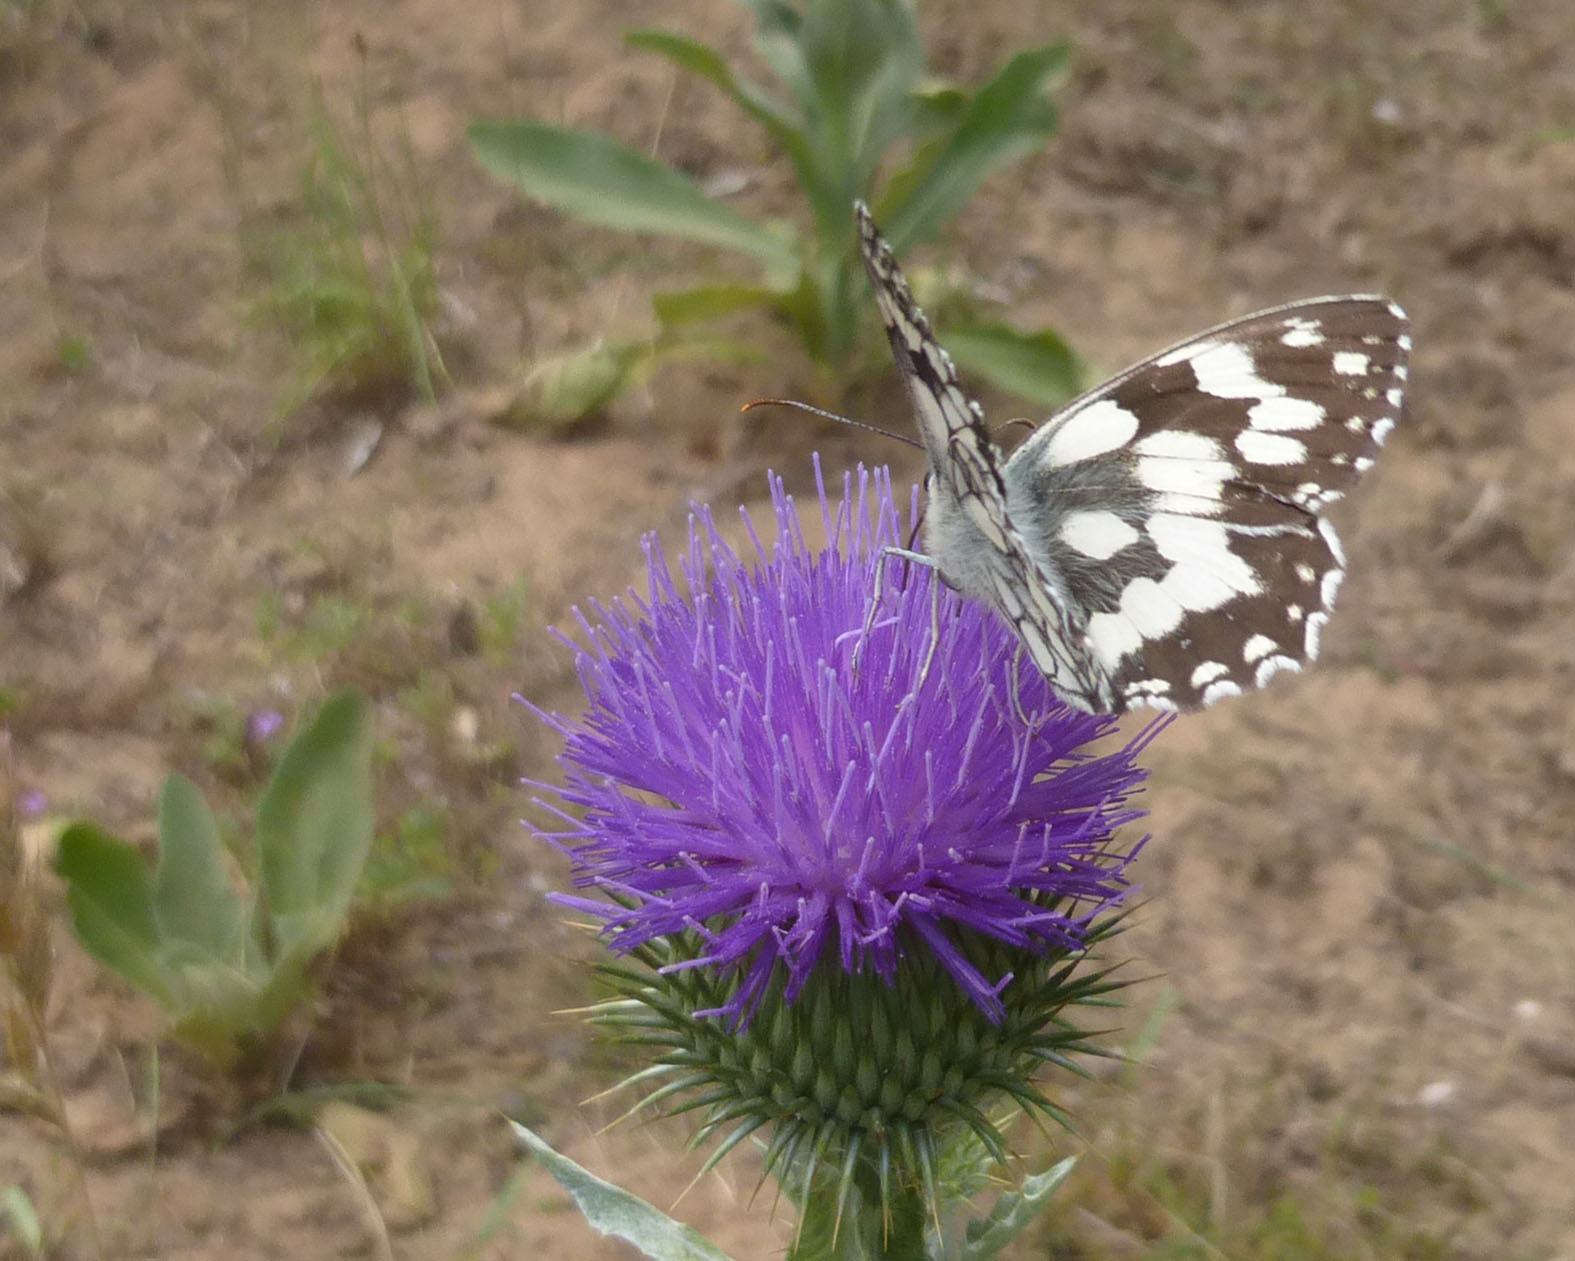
xmin=854 ymin=200 xmax=1410 ymax=714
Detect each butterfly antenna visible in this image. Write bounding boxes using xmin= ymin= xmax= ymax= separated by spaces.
xmin=741 ymin=398 xmax=921 ymax=449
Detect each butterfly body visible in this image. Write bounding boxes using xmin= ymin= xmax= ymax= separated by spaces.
xmin=855 ymin=202 xmax=1410 ymax=714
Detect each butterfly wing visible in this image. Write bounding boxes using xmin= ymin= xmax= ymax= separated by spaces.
xmin=856 ymin=200 xmax=1409 ymax=714
xmin=855 ymin=202 xmax=1103 ymax=709
xmin=1002 ymin=297 xmax=1411 ymax=711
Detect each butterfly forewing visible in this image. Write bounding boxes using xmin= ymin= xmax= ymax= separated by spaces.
xmin=857 ymin=203 xmax=993 ymax=495
xmin=855 ymin=200 xmax=1410 ymax=714
xmin=856 ymin=203 xmax=1103 ymax=706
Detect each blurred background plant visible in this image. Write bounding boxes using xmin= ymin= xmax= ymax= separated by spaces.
xmin=1 ymin=743 xmax=55 ymax=1141
xmin=0 ymin=1182 xmax=45 ymax=1260
xmin=469 ymin=0 xmax=1083 ymax=427
xmin=209 ymin=40 xmax=447 ymax=437
xmin=53 ymin=691 xmax=375 ymax=1077
xmin=1 ymin=739 xmax=100 ymax=1257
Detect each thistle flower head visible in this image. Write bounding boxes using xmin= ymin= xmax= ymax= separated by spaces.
xmin=527 ymin=462 xmax=1161 ymax=1218
xmin=534 ymin=463 xmax=1152 ymax=1018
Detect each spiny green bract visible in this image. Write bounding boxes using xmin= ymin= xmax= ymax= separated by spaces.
xmin=590 ymin=913 xmax=1131 ymax=1223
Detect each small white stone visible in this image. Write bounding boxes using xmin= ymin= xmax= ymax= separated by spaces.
xmin=1372 ymin=98 xmax=1403 ymax=126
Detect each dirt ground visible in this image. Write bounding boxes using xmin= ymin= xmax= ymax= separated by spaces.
xmin=3 ymin=1 xmax=1575 ymax=1258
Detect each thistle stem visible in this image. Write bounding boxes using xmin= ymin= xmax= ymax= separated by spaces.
xmin=789 ymin=1166 xmax=930 ymax=1261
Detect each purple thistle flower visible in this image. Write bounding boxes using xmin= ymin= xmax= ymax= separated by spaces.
xmin=528 ymin=461 xmax=1159 ymax=1027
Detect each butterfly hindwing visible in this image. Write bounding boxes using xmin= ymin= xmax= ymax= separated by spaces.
xmin=1004 ymin=297 xmax=1408 ymax=710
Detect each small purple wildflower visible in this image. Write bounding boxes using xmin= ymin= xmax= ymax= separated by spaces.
xmin=247 ymin=709 xmax=286 ymax=745
xmin=528 ymin=462 xmax=1160 ymax=1026
xmin=19 ymin=789 xmax=47 ymax=819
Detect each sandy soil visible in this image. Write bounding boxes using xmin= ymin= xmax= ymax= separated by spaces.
xmin=4 ymin=1 xmax=1575 ymax=1257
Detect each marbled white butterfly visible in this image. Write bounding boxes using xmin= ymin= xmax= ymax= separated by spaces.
xmin=856 ymin=201 xmax=1410 ymax=714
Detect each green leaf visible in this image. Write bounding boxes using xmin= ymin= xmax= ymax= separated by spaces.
xmin=468 ymin=121 xmax=797 ymax=272
xmin=794 ymin=0 xmax=926 ymax=234
xmin=737 ymin=0 xmax=811 ymax=106
xmin=799 ymin=0 xmax=926 ymax=152
xmin=521 ymin=341 xmax=645 ymax=428
xmin=955 ymin=1156 xmax=1076 ymax=1260
xmin=880 ymin=42 xmax=1070 ymax=252
xmin=624 ymin=29 xmax=815 ymax=179
xmin=55 ymin=823 xmax=177 ymax=1005
xmin=910 ymin=78 xmax=970 ymax=133
xmin=153 ymin=774 xmax=244 ymax=957
xmin=1 ymin=1185 xmax=42 ymax=1257
xmin=255 ymin=690 xmax=375 ymax=961
xmin=652 ymin=282 xmax=786 ymax=326
xmin=936 ymin=319 xmax=1084 ymax=411
xmin=510 ymin=1121 xmax=738 ymax=1261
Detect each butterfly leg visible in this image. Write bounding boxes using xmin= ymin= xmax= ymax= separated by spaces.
xmin=919 ymin=559 xmax=944 ymax=691
xmin=852 ymin=546 xmax=938 ymax=683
